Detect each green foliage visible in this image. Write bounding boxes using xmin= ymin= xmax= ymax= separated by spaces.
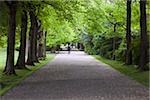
xmin=79 ymin=0 xmax=148 ymax=66
xmin=79 ymin=0 xmax=126 ymax=58
xmin=37 ymin=1 xmax=84 ymax=47
xmin=115 ymin=39 xmax=126 ymax=61
xmin=0 ymin=2 xmax=8 ymax=48
xmin=0 ymin=0 xmax=148 ymax=64
xmin=0 ymin=0 xmax=148 ymax=95
xmin=0 ymin=0 xmax=149 ymax=77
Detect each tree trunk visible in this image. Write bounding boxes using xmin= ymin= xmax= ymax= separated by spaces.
xmin=34 ymin=31 xmax=39 ymax=62
xmin=125 ymin=0 xmax=132 ymax=65
xmin=38 ymin=44 xmax=44 ymax=58
xmin=33 ymin=17 xmax=39 ymax=63
xmin=112 ymin=38 xmax=116 ymax=60
xmin=138 ymin=0 xmax=149 ymax=70
xmin=32 ymin=24 xmax=36 ymax=62
xmin=112 ymin=24 xmax=116 ymax=60
xmin=3 ymin=2 xmax=17 ymax=75
xmin=15 ymin=10 xmax=27 ymax=69
xmin=38 ymin=31 xmax=44 ymax=59
xmin=26 ymin=11 xmax=35 ymax=66
xmin=43 ymin=31 xmax=47 ymax=58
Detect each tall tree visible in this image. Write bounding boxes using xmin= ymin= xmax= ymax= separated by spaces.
xmin=26 ymin=10 xmax=36 ymax=66
xmin=33 ymin=17 xmax=40 ymax=62
xmin=138 ymin=0 xmax=148 ymax=70
xmin=43 ymin=31 xmax=47 ymax=58
xmin=38 ymin=31 xmax=44 ymax=59
xmin=15 ymin=10 xmax=28 ymax=69
xmin=125 ymin=0 xmax=132 ymax=65
xmin=112 ymin=23 xmax=117 ymax=60
xmin=3 ymin=1 xmax=17 ymax=75
xmin=32 ymin=16 xmax=39 ymax=63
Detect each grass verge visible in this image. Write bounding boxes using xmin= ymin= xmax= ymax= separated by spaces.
xmin=0 ymin=54 xmax=55 ymax=96
xmin=94 ymin=55 xmax=149 ymax=87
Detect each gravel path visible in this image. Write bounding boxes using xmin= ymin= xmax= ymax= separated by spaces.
xmin=1 ymin=51 xmax=149 ymax=100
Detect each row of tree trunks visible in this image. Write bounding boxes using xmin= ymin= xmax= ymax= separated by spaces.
xmin=125 ymin=0 xmax=148 ymax=70
xmin=3 ymin=2 xmax=17 ymax=75
xmin=15 ymin=10 xmax=46 ymax=70
xmin=2 ymin=2 xmax=47 ymax=75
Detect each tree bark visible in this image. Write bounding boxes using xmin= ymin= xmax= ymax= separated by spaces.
xmin=43 ymin=31 xmax=47 ymax=58
xmin=112 ymin=24 xmax=117 ymax=60
xmin=112 ymin=38 xmax=116 ymax=60
xmin=125 ymin=0 xmax=132 ymax=65
xmin=15 ymin=10 xmax=28 ymax=69
xmin=32 ymin=16 xmax=39 ymax=63
xmin=38 ymin=43 xmax=44 ymax=58
xmin=26 ymin=11 xmax=35 ymax=66
xmin=138 ymin=0 xmax=149 ymax=70
xmin=38 ymin=31 xmax=44 ymax=59
xmin=3 ymin=2 xmax=17 ymax=75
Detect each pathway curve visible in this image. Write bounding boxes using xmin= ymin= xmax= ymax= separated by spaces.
xmin=1 ymin=51 xmax=149 ymax=100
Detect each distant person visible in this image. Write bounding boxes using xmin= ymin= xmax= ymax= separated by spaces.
xmin=67 ymin=44 xmax=71 ymax=54
xmin=56 ymin=45 xmax=60 ymax=54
